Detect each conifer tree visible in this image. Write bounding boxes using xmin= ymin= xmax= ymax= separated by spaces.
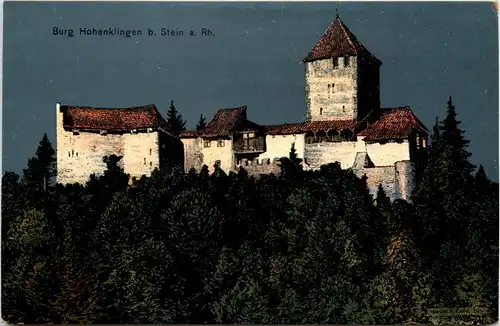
xmin=438 ymin=96 xmax=475 ymax=179
xmin=166 ymin=100 xmax=186 ymax=135
xmin=36 ymin=133 xmax=57 ymax=190
xmin=279 ymin=143 xmax=303 ymax=179
xmin=22 ymin=134 xmax=56 ymax=191
xmin=196 ymin=114 xmax=207 ymax=130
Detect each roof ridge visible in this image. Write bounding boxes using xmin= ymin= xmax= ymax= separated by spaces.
xmin=337 ymin=18 xmax=358 ymax=54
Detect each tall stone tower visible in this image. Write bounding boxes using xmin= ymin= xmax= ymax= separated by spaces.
xmin=304 ymin=14 xmax=382 ymax=122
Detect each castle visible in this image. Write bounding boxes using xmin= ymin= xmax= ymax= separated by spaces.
xmin=56 ymin=15 xmax=428 ymax=201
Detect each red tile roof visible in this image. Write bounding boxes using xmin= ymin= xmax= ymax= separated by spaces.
xmin=60 ymin=104 xmax=173 ymax=134
xmin=303 ymin=119 xmax=357 ymax=132
xmin=303 ymin=16 xmax=381 ymax=64
xmin=200 ymin=106 xmax=247 ymax=138
xmin=358 ymin=107 xmax=428 ymax=141
xmin=264 ymin=120 xmax=356 ymax=135
xmin=263 ymin=123 xmax=305 ymax=135
xmin=179 ymin=130 xmax=200 ymax=138
xmin=179 ymin=105 xmax=427 ymax=142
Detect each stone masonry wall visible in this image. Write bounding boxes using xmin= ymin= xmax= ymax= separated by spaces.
xmin=182 ymin=137 xmax=204 ymax=172
xmin=395 ymin=160 xmax=415 ymax=202
xmin=355 ymin=165 xmax=397 ymax=201
xmin=122 ymin=132 xmax=160 ymax=180
xmin=305 ymin=56 xmax=358 ymax=121
xmin=305 ymin=139 xmax=366 ymax=170
xmin=365 ymin=140 xmax=410 ymax=166
xmin=237 ymin=157 xmax=282 ymax=176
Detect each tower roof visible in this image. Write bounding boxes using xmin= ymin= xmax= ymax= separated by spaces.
xmin=303 ymin=15 xmax=381 ymax=64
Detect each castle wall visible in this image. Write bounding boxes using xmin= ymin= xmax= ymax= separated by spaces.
xmin=122 ymin=132 xmax=160 ymax=180
xmin=56 ymin=126 xmax=123 ymax=185
xmin=201 ymin=137 xmax=234 ymax=173
xmin=305 ymin=56 xmax=358 ymax=121
xmin=304 ymin=139 xmax=366 ymax=169
xmin=395 ymin=160 xmax=415 ymax=202
xmin=181 ymin=137 xmax=204 ymax=172
xmin=56 ymin=103 xmax=168 ymax=185
xmin=237 ymin=157 xmax=282 ymax=176
xmin=365 ymin=141 xmax=410 ymax=166
xmin=257 ymin=134 xmax=305 ymax=161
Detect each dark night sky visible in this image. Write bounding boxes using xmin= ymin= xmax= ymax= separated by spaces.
xmin=3 ymin=1 xmax=498 ymax=180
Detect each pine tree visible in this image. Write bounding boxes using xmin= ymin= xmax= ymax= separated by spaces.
xmin=196 ymin=114 xmax=207 ymax=130
xmin=279 ymin=143 xmax=303 ymax=179
xmin=166 ymin=100 xmax=186 ymax=135
xmin=21 ymin=134 xmax=56 ymax=191
xmin=36 ymin=134 xmax=57 ymax=190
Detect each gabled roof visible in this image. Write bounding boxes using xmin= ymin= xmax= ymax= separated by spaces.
xmin=235 ymin=119 xmax=264 ymax=133
xmin=60 ymin=104 xmax=173 ymax=134
xmin=200 ymin=106 xmax=247 ymax=138
xmin=358 ymin=107 xmax=428 ymax=141
xmin=303 ymin=16 xmax=381 ymax=64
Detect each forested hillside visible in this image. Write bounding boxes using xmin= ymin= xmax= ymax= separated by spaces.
xmin=2 ymin=98 xmax=498 ymax=324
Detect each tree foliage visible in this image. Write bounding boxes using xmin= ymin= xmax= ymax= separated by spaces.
xmin=166 ymin=100 xmax=187 ymax=135
xmin=196 ymin=114 xmax=207 ymax=130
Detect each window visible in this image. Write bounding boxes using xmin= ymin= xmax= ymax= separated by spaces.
xmin=342 ymin=106 xmax=345 ymax=113
xmin=331 ymin=83 xmax=335 ymax=93
xmin=71 ymin=150 xmax=74 ymax=157
xmin=68 ymin=151 xmax=71 ymax=157
xmin=150 ymin=149 xmax=152 ymax=155
xmin=150 ymin=162 xmax=152 ymax=167
xmin=76 ymin=152 xmax=78 ymax=157
xmin=204 ymin=139 xmax=211 ymax=148
xmin=144 ymin=158 xmax=146 ymax=165
xmin=217 ymin=139 xmax=225 ymax=147
xmin=333 ymin=57 xmax=339 ymax=68
xmin=320 ymin=108 xmax=323 ymax=115
xmin=344 ymin=56 xmax=350 ymax=67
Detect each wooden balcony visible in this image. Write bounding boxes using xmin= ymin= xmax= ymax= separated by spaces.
xmin=233 ymin=136 xmax=266 ymax=153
